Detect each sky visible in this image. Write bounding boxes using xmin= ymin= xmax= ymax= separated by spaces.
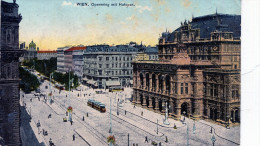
xmin=10 ymin=0 xmax=241 ymax=50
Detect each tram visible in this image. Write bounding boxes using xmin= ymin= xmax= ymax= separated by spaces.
xmin=87 ymin=99 xmax=106 ymax=113
xmin=109 ymin=86 xmax=124 ymax=92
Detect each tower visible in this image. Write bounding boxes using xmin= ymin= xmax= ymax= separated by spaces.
xmin=0 ymin=1 xmax=23 ymax=145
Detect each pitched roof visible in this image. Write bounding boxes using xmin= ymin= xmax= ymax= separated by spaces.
xmin=37 ymin=51 xmax=57 ymax=53
xmin=65 ymin=46 xmax=86 ymax=52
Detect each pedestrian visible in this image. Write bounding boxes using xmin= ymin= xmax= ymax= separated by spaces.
xmin=145 ymin=136 xmax=148 ymax=143
xmin=49 ymin=138 xmax=52 ymax=146
xmin=159 ymin=142 xmax=161 ymax=146
xmin=78 ymin=93 xmax=79 ymax=97
xmin=134 ymin=104 xmax=136 ymax=108
xmin=210 ymin=127 xmax=213 ymax=133
xmin=125 ymin=110 xmax=127 ymax=115
xmin=73 ymin=134 xmax=75 ymax=141
xmin=141 ymin=111 xmax=143 ymax=116
xmin=30 ymin=98 xmax=32 ymax=102
xmin=165 ymin=136 xmax=168 ymax=143
xmin=70 ymin=120 xmax=73 ymax=125
xmin=82 ymin=116 xmax=84 ymax=121
xmin=87 ymin=113 xmax=88 ymax=117
xmin=66 ymin=111 xmax=68 ymax=116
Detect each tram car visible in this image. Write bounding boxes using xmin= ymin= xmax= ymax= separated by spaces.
xmin=87 ymin=99 xmax=106 ymax=113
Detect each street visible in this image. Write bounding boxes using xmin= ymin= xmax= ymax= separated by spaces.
xmin=20 ymin=72 xmax=240 ymax=146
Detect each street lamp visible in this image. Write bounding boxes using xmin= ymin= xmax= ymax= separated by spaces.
xmin=163 ymin=102 xmax=170 ymax=125
xmin=211 ymin=135 xmax=216 ymax=146
xmin=49 ymin=72 xmax=53 ymax=104
xmin=193 ymin=120 xmax=196 ymax=134
xmin=187 ymin=124 xmax=189 ymax=146
xmin=226 ymin=116 xmax=230 ymax=129
xmin=109 ymin=93 xmax=112 ymax=134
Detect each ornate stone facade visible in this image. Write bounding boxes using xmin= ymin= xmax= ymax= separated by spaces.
xmin=0 ymin=1 xmax=22 ymax=145
xmin=132 ymin=13 xmax=240 ymax=125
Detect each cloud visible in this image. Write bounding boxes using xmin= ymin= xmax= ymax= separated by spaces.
xmin=62 ymin=1 xmax=73 ymax=6
xmin=181 ymin=0 xmax=192 ymax=8
xmin=136 ymin=5 xmax=153 ymax=13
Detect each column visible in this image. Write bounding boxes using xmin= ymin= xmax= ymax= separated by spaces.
xmin=142 ymin=93 xmax=147 ymax=107
xmin=136 ymin=91 xmax=141 ymax=104
xmin=155 ymin=97 xmax=159 ymax=112
xmin=148 ymin=96 xmax=153 ymax=109
xmin=149 ymin=74 xmax=152 ymax=92
xmin=170 ymin=76 xmax=174 ymax=96
xmin=175 ymin=100 xmax=181 ymax=120
xmin=161 ymin=99 xmax=166 ymax=113
xmin=137 ymin=71 xmax=140 ymax=89
xmin=156 ymin=74 xmax=159 ymax=92
xmin=143 ymin=74 xmax=146 ymax=90
xmin=163 ymin=77 xmax=166 ymax=94
xmin=132 ymin=90 xmax=137 ymax=104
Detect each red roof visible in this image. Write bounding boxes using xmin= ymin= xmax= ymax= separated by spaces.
xmin=37 ymin=51 xmax=57 ymax=53
xmin=65 ymin=47 xmax=86 ymax=52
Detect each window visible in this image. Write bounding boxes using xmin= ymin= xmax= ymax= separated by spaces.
xmin=116 ymin=63 xmax=118 ymax=68
xmin=210 ymin=84 xmax=218 ymax=97
xmin=185 ymin=83 xmax=188 ymax=94
xmin=112 ymin=64 xmax=114 ymax=68
xmin=99 ymin=64 xmax=102 ymax=68
xmin=123 ymin=57 xmax=125 ymax=61
xmin=119 ymin=71 xmax=121 ymax=75
xmin=98 ymin=70 xmax=102 ymax=75
xmin=99 ymin=57 xmax=102 ymax=61
xmin=106 ymin=64 xmax=109 ymax=68
xmin=119 ymin=57 xmax=121 ymax=61
xmin=112 ymin=57 xmax=114 ymax=60
xmin=116 ymin=57 xmax=118 ymax=61
xmin=112 ymin=71 xmax=114 ymax=75
xmin=119 ymin=63 xmax=121 ymax=67
xmin=106 ymin=57 xmax=109 ymax=61
xmin=115 ymin=71 xmax=117 ymax=75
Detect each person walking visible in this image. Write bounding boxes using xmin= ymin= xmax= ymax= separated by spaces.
xmin=70 ymin=120 xmax=73 ymax=125
xmin=141 ymin=111 xmax=143 ymax=116
xmin=82 ymin=116 xmax=84 ymax=121
xmin=144 ymin=136 xmax=148 ymax=143
xmin=73 ymin=134 xmax=75 ymax=141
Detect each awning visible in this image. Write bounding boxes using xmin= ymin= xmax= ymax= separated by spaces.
xmin=130 ymin=80 xmax=133 ymax=84
xmin=87 ymin=80 xmax=97 ymax=86
xmin=106 ymin=81 xmax=120 ymax=86
xmin=83 ymin=78 xmax=89 ymax=82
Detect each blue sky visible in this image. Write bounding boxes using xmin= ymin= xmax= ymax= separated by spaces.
xmin=10 ymin=0 xmax=241 ymax=50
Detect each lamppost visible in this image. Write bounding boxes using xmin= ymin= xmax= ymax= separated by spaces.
xmin=193 ymin=120 xmax=196 ymax=134
xmin=211 ymin=135 xmax=216 ymax=146
xmin=187 ymin=124 xmax=189 ymax=146
xmin=49 ymin=72 xmax=53 ymax=104
xmin=226 ymin=115 xmax=230 ymax=129
xmin=68 ymin=69 xmax=74 ymax=122
xmin=109 ymin=93 xmax=113 ymax=146
xmin=157 ymin=119 xmax=159 ymax=134
xmin=163 ymin=102 xmax=170 ymax=125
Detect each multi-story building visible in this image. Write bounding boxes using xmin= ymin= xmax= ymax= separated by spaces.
xmin=37 ymin=50 xmax=57 ymax=60
xmin=83 ymin=45 xmax=138 ymax=89
xmin=57 ymin=46 xmax=70 ymax=73
xmin=134 ymin=47 xmax=158 ymax=61
xmin=132 ymin=13 xmax=240 ymax=126
xmin=0 ymin=1 xmax=23 ymax=145
xmin=63 ymin=46 xmax=85 ymax=78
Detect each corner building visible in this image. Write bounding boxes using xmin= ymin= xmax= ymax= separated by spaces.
xmin=132 ymin=13 xmax=240 ymax=125
xmin=0 ymin=1 xmax=23 ymax=145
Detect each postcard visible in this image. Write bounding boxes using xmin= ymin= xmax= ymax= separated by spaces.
xmin=0 ymin=0 xmax=242 ymax=145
